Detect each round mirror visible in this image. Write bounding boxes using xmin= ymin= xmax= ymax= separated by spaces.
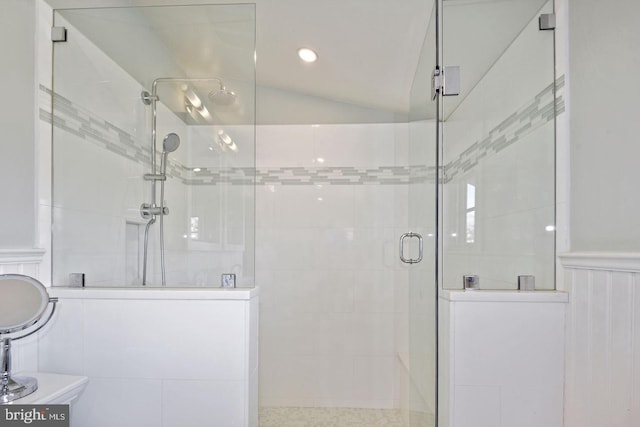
xmin=0 ymin=274 xmax=49 ymax=334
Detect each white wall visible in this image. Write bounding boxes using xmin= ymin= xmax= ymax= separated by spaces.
xmin=256 ymin=123 xmax=409 ymax=409
xmin=559 ymin=1 xmax=640 ymax=426
xmin=39 ymin=288 xmax=259 ymax=427
xmin=0 ymin=0 xmax=37 ymax=249
xmin=569 ymin=0 xmax=640 ymax=252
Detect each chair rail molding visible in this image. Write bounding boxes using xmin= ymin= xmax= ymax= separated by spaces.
xmin=0 ymin=248 xmax=46 ymax=278
xmin=559 ymin=252 xmax=640 ymax=272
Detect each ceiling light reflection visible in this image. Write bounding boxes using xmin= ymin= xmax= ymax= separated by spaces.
xmin=217 ymin=130 xmax=239 ymax=153
xmin=298 ymin=47 xmax=318 ymax=63
xmin=181 ymin=84 xmax=202 ymax=109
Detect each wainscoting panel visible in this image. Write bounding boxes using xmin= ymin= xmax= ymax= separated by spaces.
xmin=561 ymin=253 xmax=640 ymax=427
xmin=0 ymin=248 xmax=46 ymax=374
xmin=0 ymin=249 xmax=46 ymax=279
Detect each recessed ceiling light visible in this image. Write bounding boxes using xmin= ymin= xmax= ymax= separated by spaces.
xmin=298 ymin=47 xmax=318 ymax=63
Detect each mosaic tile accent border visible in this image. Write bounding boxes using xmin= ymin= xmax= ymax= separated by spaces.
xmin=185 ymin=166 xmax=419 ymax=186
xmin=183 ymin=166 xmax=432 ymax=186
xmin=256 ymin=166 xmax=418 ymax=186
xmin=40 ymin=86 xmax=414 ymax=186
xmin=443 ymin=75 xmax=565 ymax=182
xmin=40 ymin=85 xmax=152 ymax=166
xmin=40 ymin=76 xmax=565 ymax=187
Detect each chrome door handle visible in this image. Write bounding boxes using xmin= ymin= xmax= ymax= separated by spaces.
xmin=400 ymin=232 xmax=423 ymax=264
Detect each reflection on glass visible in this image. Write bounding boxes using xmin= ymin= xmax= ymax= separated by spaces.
xmin=466 ymin=211 xmax=475 ymax=244
xmin=466 ymin=183 xmax=476 ymax=243
xmin=189 ymin=216 xmax=199 ymax=240
xmin=466 ymin=183 xmax=475 ymax=209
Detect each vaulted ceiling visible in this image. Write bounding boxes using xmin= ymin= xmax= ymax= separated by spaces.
xmin=47 ymin=0 xmax=547 ymax=124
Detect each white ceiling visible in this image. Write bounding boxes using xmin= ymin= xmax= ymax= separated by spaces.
xmin=48 ymin=0 xmax=548 ymax=124
xmin=252 ymin=0 xmax=432 ymax=115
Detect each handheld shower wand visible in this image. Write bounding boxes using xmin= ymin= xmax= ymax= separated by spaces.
xmin=158 ymin=133 xmax=180 ymax=286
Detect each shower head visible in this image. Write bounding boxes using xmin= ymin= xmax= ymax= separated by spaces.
xmin=160 ymin=133 xmax=180 ymax=175
xmin=208 ymin=82 xmax=237 ymax=106
xmin=162 ymin=133 xmax=180 ymax=153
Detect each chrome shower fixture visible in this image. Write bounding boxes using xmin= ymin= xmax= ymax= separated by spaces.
xmin=140 ymin=76 xmax=230 ymax=287
xmin=141 ymin=132 xmax=180 ymax=217
xmin=162 ymin=132 xmax=180 ymax=152
xmin=140 ymin=91 xmax=159 ymax=105
xmin=141 ymin=77 xmax=236 ymax=108
xmin=140 ymin=131 xmax=180 ymax=286
xmin=143 ymin=135 xmax=173 ymax=183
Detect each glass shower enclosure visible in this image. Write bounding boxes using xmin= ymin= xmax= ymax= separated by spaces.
xmin=405 ymin=0 xmax=556 ymax=425
xmin=45 ymin=0 xmax=556 ymax=425
xmin=49 ymin=4 xmax=256 ymax=288
xmin=440 ymin=0 xmax=556 ymax=291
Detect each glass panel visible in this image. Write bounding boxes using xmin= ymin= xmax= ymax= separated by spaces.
xmin=441 ymin=0 xmax=555 ymax=290
xmin=406 ymin=2 xmax=438 ymax=425
xmin=51 ymin=5 xmax=256 ymax=287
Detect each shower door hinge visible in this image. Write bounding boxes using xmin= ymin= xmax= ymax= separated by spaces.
xmin=539 ymin=14 xmax=556 ymax=30
xmin=51 ymin=26 xmax=67 ymax=42
xmin=432 ymin=66 xmax=461 ymax=100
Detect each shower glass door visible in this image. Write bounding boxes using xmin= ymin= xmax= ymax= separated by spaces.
xmin=405 ymin=2 xmax=438 ymax=426
xmin=50 ymin=4 xmax=256 ymax=287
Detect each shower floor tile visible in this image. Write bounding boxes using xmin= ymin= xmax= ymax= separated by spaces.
xmin=259 ymin=407 xmax=405 ymax=427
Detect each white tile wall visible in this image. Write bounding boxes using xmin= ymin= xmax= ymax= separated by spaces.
xmin=439 ymin=290 xmax=567 ymax=427
xmin=560 ymin=253 xmax=640 ymax=427
xmin=256 ymin=123 xmax=409 ymax=409
xmin=162 ymin=380 xmax=247 ymax=427
xmin=72 ymin=378 xmax=163 ymax=427
xmin=38 ymin=289 xmax=259 ymax=427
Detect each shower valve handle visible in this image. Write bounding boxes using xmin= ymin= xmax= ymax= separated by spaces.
xmin=144 ymin=173 xmax=167 ymax=181
xmin=140 ymin=204 xmax=170 ymax=219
